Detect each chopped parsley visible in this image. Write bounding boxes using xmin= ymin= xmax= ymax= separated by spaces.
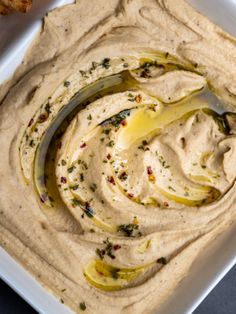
xmin=117 ymin=223 xmax=142 ymax=237
xmin=67 ymin=165 xmax=76 ymax=173
xmin=71 ymin=198 xmax=83 ymax=206
xmin=157 ymin=257 xmax=167 ymax=265
xmin=45 ymin=103 xmax=51 ymax=114
xmin=101 ymin=109 xmax=131 ymax=127
xmin=63 ymin=81 xmax=71 ymax=87
xmin=29 ymin=139 xmax=35 ymax=147
xmin=102 ymin=128 xmax=111 ymax=135
xmin=78 ymin=159 xmax=88 ymax=170
xmin=96 ymin=238 xmax=121 ymax=260
xmin=61 ymin=159 xmax=67 ymax=166
xmin=79 ymin=70 xmax=88 ymax=78
xmin=79 ymin=302 xmax=86 ymax=311
xmin=138 ymin=140 xmax=149 ymax=151
xmin=101 ymin=58 xmax=111 ymax=69
xmin=90 ymin=183 xmax=97 ymax=192
xmin=70 ymin=184 xmax=79 ymax=190
xmin=80 ymin=173 xmax=84 ymax=182
xmin=107 ymin=140 xmax=115 ymax=147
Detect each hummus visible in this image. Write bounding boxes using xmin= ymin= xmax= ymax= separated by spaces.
xmin=1 ymin=1 xmax=236 ymax=313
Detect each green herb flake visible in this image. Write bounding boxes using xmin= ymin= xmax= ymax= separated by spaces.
xmin=78 ymin=159 xmax=88 ymax=170
xmin=89 ymin=61 xmax=99 ymax=73
xmin=79 ymin=70 xmax=87 ymax=77
xmin=107 ymin=140 xmax=115 ymax=147
xmin=102 ymin=128 xmax=111 ymax=135
xmin=101 ymin=58 xmax=111 ymax=69
xmin=70 ymin=185 xmax=79 ymax=190
xmin=80 ymin=173 xmax=84 ymax=182
xmin=79 ymin=302 xmax=86 ymax=311
xmin=64 ymin=81 xmax=71 ymax=87
xmin=138 ymin=140 xmax=149 ymax=151
xmin=96 ymin=248 xmax=105 ymax=260
xmin=61 ymin=159 xmax=67 ymax=166
xmin=45 ymin=103 xmax=51 ymax=114
xmin=157 ymin=257 xmax=167 ymax=265
xmin=90 ymin=183 xmax=97 ymax=192
xmin=67 ymin=165 xmax=76 ymax=173
xmin=29 ymin=139 xmax=35 ymax=147
xmin=103 ymin=238 xmax=116 ymax=259
xmin=101 ymin=109 xmax=130 ymax=128
xmin=71 ymin=198 xmax=83 ymax=206
xmin=117 ymin=223 xmax=142 ymax=237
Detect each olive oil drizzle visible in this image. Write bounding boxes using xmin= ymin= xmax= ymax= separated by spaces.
xmin=34 ymin=71 xmax=137 ymax=207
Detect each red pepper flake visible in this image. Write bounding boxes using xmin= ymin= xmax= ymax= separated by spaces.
xmin=58 ymin=141 xmax=62 ymax=149
xmin=107 ymin=176 xmax=116 ymax=185
xmin=106 ymin=153 xmax=111 ymax=160
xmin=147 ymin=166 xmax=156 ymax=183
xmin=38 ymin=114 xmax=48 ymax=123
xmin=113 ymin=244 xmax=121 ymax=250
xmin=147 ymin=166 xmax=153 ymax=175
xmin=60 ymin=176 xmax=67 ymax=184
xmin=128 ymin=193 xmax=134 ymax=198
xmin=97 ymin=270 xmax=105 ymax=276
xmin=163 ymin=201 xmax=169 ymax=207
xmin=80 ymin=142 xmax=86 ymax=148
xmin=28 ymin=118 xmax=34 ymax=127
xmin=135 ymin=94 xmax=142 ymax=103
xmin=121 ymin=119 xmax=127 ymax=126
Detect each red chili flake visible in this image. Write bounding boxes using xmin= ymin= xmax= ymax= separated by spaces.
xmin=106 ymin=153 xmax=111 ymax=160
xmin=135 ymin=94 xmax=142 ymax=103
xmin=163 ymin=201 xmax=169 ymax=207
xmin=107 ymin=176 xmax=116 ymax=185
xmin=58 ymin=141 xmax=62 ymax=149
xmin=147 ymin=166 xmax=153 ymax=175
xmin=97 ymin=270 xmax=105 ymax=276
xmin=128 ymin=193 xmax=134 ymax=198
xmin=113 ymin=244 xmax=121 ymax=250
xmin=80 ymin=142 xmax=86 ymax=148
xmin=121 ymin=119 xmax=127 ymax=126
xmin=38 ymin=114 xmax=48 ymax=123
xmin=28 ymin=118 xmax=34 ymax=127
xmin=60 ymin=176 xmax=67 ymax=184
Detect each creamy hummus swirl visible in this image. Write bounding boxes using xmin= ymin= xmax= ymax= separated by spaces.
xmin=19 ymin=54 xmax=236 ymax=293
xmin=1 ymin=1 xmax=236 ymax=313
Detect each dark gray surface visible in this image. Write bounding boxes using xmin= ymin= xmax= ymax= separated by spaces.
xmin=0 ymin=265 xmax=236 ymax=314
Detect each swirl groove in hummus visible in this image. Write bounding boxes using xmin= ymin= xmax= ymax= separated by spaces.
xmin=1 ymin=1 xmax=236 ymax=313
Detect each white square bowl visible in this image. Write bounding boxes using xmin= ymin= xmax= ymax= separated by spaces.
xmin=1 ymin=1 xmax=236 ymax=313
